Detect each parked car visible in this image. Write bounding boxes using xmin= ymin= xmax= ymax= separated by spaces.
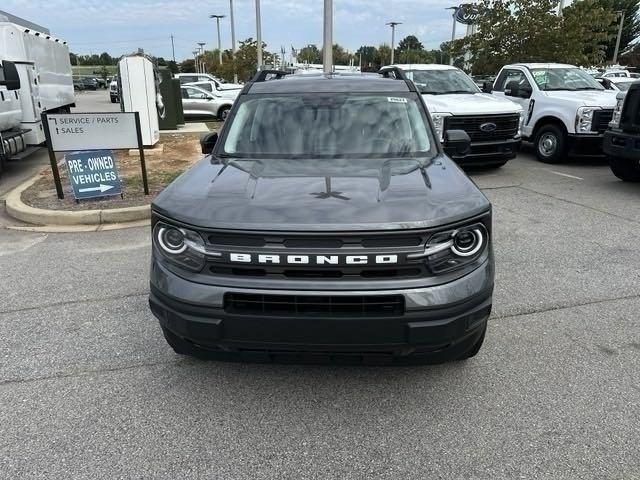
xmin=183 ymin=80 xmax=240 ymax=99
xmin=109 ymin=78 xmax=119 ymax=103
xmin=73 ymin=77 xmax=85 ymax=91
xmin=598 ymin=77 xmax=638 ymax=92
xmin=180 ymin=85 xmax=234 ymax=120
xmin=603 ymin=84 xmax=640 ymax=181
xmin=150 ymin=69 xmax=493 ymax=364
xmin=488 ymin=63 xmax=618 ymax=163
xmin=382 ymin=64 xmax=522 ymax=168
xmin=82 ymin=76 xmax=98 ymax=90
xmin=175 ymin=73 xmax=243 ymax=92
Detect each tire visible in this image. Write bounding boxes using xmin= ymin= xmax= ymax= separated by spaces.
xmin=458 ymin=324 xmax=487 ymax=360
xmin=110 ymin=96 xmax=117 ymax=103
xmin=534 ymin=124 xmax=566 ymax=164
xmin=610 ymin=156 xmax=640 ymax=182
xmin=218 ymin=106 xmax=231 ymax=122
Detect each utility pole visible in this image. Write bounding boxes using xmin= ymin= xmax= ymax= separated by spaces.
xmin=210 ymin=15 xmax=225 ymax=65
xmin=170 ymin=34 xmax=175 ymax=62
xmin=386 ymin=21 xmax=401 ymax=65
xmin=446 ymin=6 xmax=457 ymax=65
xmin=323 ymin=0 xmax=333 ymax=73
xmin=230 ymin=0 xmax=238 ymax=82
xmin=197 ymin=42 xmax=206 ymax=73
xmin=255 ymin=0 xmax=263 ymax=70
xmin=613 ymin=10 xmax=626 ymax=65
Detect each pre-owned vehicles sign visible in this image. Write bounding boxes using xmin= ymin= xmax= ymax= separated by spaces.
xmin=65 ymin=150 xmax=122 ymax=200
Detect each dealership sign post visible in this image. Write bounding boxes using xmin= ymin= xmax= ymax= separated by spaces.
xmin=42 ymin=112 xmax=149 ymax=199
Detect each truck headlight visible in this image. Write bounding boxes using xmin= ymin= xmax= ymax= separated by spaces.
xmin=408 ymin=222 xmax=489 ymax=274
xmin=431 ymin=113 xmax=452 ymax=142
xmin=154 ymin=222 xmax=219 ymax=272
xmin=575 ymin=106 xmax=600 ymax=133
xmin=518 ymin=111 xmax=524 ymax=136
xmin=610 ymin=98 xmax=624 ymax=128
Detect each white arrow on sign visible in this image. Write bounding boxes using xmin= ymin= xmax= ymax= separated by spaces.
xmin=78 ymin=184 xmax=115 ymax=193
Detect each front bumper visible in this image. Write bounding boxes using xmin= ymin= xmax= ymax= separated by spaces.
xmin=603 ymin=129 xmax=640 ymax=161
xmin=567 ymin=133 xmax=605 ymax=156
xmin=149 ymin=257 xmax=494 ymax=362
xmin=445 ymin=138 xmax=521 ymax=167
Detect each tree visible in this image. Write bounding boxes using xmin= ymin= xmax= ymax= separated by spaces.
xmin=452 ymin=0 xmax=617 ymax=75
xmin=355 ymin=45 xmax=378 ymax=70
xmin=69 ymin=52 xmax=78 ymax=66
xmin=595 ymin=0 xmax=640 ymax=61
xmin=298 ymin=44 xmax=321 ymax=64
xmin=215 ymin=38 xmax=274 ymax=82
xmin=166 ymin=60 xmax=179 ymax=74
xmin=179 ymin=59 xmax=196 ymax=73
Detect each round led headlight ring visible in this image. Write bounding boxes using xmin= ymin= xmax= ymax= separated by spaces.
xmin=451 ymin=228 xmax=485 ymax=257
xmin=157 ymin=227 xmax=187 ymax=254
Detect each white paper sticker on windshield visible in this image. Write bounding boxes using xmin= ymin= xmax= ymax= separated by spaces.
xmin=387 ymin=97 xmax=408 ymax=103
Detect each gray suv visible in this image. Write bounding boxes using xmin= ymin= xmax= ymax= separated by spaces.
xmin=149 ymin=69 xmax=494 ymax=364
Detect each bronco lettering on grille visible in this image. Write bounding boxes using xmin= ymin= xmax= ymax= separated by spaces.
xmin=228 ymin=254 xmax=398 ymax=265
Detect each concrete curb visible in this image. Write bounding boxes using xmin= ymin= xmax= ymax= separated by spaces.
xmin=5 ymin=174 xmax=151 ymax=226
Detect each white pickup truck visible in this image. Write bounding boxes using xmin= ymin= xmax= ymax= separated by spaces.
xmin=383 ymin=64 xmax=523 ymax=168
xmin=488 ymin=63 xmax=618 ymax=163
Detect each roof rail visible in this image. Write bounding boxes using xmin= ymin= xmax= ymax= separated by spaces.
xmin=250 ymin=69 xmax=289 ymax=82
xmin=378 ymin=66 xmax=409 ymax=82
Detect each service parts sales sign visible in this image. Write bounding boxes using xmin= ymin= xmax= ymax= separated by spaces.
xmin=65 ymin=150 xmax=122 ymax=200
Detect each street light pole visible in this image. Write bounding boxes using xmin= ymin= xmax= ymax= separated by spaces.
xmin=386 ymin=21 xmax=401 ymax=65
xmin=613 ymin=10 xmax=626 ymax=65
xmin=229 ymin=0 xmax=237 ymax=82
xmin=210 ymin=15 xmax=225 ymax=65
xmin=558 ymin=0 xmax=565 ymax=16
xmin=323 ymin=0 xmax=333 ymax=73
xmin=192 ymin=50 xmax=199 ymax=73
xmin=446 ymin=7 xmax=457 ymax=65
xmin=255 ymin=0 xmax=263 ymax=70
xmin=197 ymin=43 xmax=206 ymax=73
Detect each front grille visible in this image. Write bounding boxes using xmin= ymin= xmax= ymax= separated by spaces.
xmin=210 ymin=265 xmax=425 ymax=279
xmin=445 ymin=114 xmax=520 ymax=141
xmin=620 ymin=87 xmax=640 ymax=132
xmin=225 ymin=293 xmax=405 ymax=317
xmin=592 ymin=109 xmax=614 ymax=133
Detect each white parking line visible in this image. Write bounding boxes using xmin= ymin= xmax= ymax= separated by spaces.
xmin=548 ymin=170 xmax=584 ymax=180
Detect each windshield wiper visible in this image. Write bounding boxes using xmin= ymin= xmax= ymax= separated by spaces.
xmin=572 ymin=87 xmax=603 ymax=91
xmin=443 ymin=90 xmax=475 ymax=94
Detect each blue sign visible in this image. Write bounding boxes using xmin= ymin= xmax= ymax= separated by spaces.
xmin=455 ymin=4 xmax=479 ymax=25
xmin=65 ymin=150 xmax=122 ymax=200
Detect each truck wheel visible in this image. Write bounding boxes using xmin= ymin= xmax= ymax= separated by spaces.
xmin=218 ymin=106 xmax=231 ymax=121
xmin=610 ymin=156 xmax=640 ymax=182
xmin=110 ymin=96 xmax=117 ymax=103
xmin=458 ymin=324 xmax=486 ymax=360
xmin=534 ymin=124 xmax=566 ymax=164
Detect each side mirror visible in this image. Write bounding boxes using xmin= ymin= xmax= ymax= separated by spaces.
xmin=518 ymin=86 xmax=532 ymax=98
xmin=482 ymin=80 xmax=493 ymax=93
xmin=0 ymin=61 xmax=21 ymax=91
xmin=444 ymin=129 xmax=471 ymax=156
xmin=200 ymin=132 xmax=219 ymax=154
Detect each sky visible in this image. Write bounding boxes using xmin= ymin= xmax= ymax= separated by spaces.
xmin=0 ymin=0 xmax=507 ymax=62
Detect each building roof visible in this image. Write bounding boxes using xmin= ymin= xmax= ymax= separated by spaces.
xmin=247 ymin=72 xmax=411 ymax=94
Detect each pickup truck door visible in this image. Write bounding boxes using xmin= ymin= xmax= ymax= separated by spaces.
xmin=492 ymin=68 xmax=535 ymax=136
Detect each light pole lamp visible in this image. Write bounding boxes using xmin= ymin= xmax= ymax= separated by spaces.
xmin=210 ymin=15 xmax=226 ymax=65
xmin=386 ymin=21 xmax=402 ymax=65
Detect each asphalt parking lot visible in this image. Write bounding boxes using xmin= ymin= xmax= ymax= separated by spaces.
xmin=1 ymin=148 xmax=638 ymax=479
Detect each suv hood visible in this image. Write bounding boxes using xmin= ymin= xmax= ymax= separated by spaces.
xmin=543 ymin=89 xmax=618 ymax=107
xmin=423 ymin=92 xmax=522 ymax=115
xmin=153 ymin=156 xmax=490 ymax=231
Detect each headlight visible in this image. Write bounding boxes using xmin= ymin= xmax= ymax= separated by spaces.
xmin=575 ymin=106 xmax=600 ymax=133
xmin=610 ymin=98 xmax=624 ymax=128
xmin=153 ymin=222 xmax=219 ymax=272
xmin=409 ymin=223 xmax=489 ymax=274
xmin=518 ymin=111 xmax=524 ymax=136
xmin=431 ymin=113 xmax=452 ymax=142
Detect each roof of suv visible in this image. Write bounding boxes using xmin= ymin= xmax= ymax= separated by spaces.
xmin=506 ymin=63 xmax=576 ymax=69
xmin=387 ymin=64 xmax=458 ymax=71
xmin=247 ymin=72 xmax=411 ymax=94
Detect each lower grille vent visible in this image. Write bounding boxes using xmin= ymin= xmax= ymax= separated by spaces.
xmin=225 ymin=293 xmax=405 ymax=317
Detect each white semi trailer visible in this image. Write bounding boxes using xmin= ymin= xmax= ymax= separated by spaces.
xmin=0 ymin=11 xmax=74 ymax=176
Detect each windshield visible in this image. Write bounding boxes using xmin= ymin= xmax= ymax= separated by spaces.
xmin=222 ymin=93 xmax=435 ymax=159
xmin=616 ymin=82 xmax=634 ymax=92
xmin=405 ymin=69 xmax=479 ymax=95
xmin=531 ymin=68 xmax=604 ymax=91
